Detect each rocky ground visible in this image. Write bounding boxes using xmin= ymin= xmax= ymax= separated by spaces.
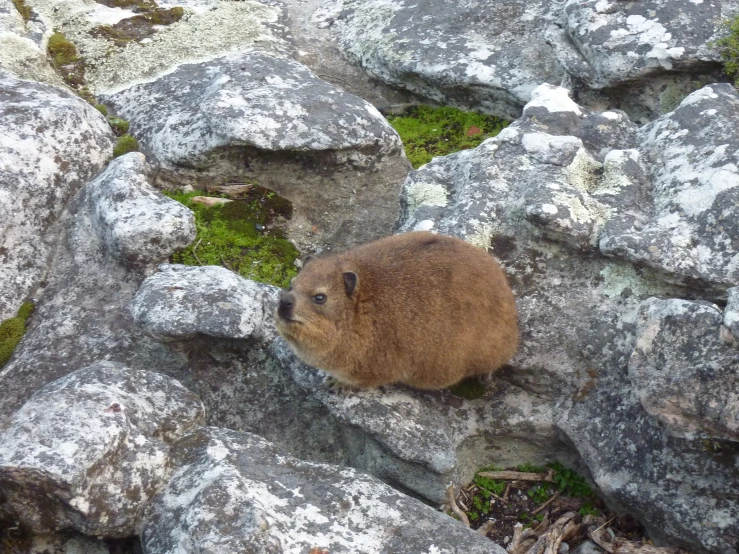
xmin=1 ymin=0 xmax=739 ymax=553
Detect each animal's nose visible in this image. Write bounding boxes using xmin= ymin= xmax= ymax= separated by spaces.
xmin=278 ymin=293 xmax=294 ymax=319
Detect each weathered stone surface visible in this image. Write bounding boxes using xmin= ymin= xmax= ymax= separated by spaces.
xmin=102 ymin=50 xmax=409 ymax=250
xmin=318 ymin=0 xmax=565 ymax=120
xmin=142 ymin=427 xmax=506 ymax=554
xmin=396 ymin=83 xmax=738 ymax=552
xmin=557 ymin=0 xmax=737 ymax=90
xmin=131 ymin=264 xmax=276 ymax=342
xmin=0 ymin=362 xmax=205 ymax=537
xmin=600 ymin=84 xmax=739 ymax=289
xmin=0 ymin=69 xmax=114 ymax=320
xmin=629 ymin=297 xmax=739 ymax=441
xmin=726 ymin=287 xmax=739 ymax=337
xmin=87 ymin=153 xmax=196 ymax=266
xmin=0 ymin=152 xmax=194 ymax=423
xmin=0 ymin=0 xmax=63 ymax=85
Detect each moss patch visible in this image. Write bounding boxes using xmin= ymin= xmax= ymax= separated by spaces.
xmin=92 ymin=7 xmax=185 ymax=46
xmin=448 ymin=376 xmax=487 ymax=399
xmin=11 ymin=0 xmax=32 ymax=22
xmin=113 ymin=134 xmax=139 ymax=157
xmin=165 ymin=188 xmax=299 ymax=288
xmin=0 ymin=301 xmax=34 ymax=368
xmin=108 ymin=116 xmax=130 ymax=135
xmin=48 ymin=32 xmax=79 ymax=66
xmin=715 ymin=16 xmax=739 ymax=87
xmin=94 ymin=103 xmax=108 ymax=116
xmin=387 ymin=105 xmax=508 ymax=168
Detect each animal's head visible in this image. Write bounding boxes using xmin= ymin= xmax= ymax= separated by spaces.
xmin=274 ymin=255 xmax=359 ymax=354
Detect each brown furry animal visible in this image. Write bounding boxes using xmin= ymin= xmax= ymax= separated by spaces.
xmin=274 ymin=231 xmax=518 ymax=389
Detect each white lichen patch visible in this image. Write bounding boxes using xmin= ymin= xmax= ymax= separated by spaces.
xmin=598 ymin=263 xmax=671 ymax=299
xmin=28 ymin=0 xmax=289 ymax=94
xmin=404 ymin=181 xmax=449 ymax=213
xmin=464 ymin=220 xmax=497 ymax=250
xmin=563 ymin=148 xmax=603 ymax=193
xmin=595 ymin=149 xmax=639 ymax=196
xmin=523 ymin=83 xmax=582 ymax=116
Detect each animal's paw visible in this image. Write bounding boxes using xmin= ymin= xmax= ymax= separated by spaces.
xmin=325 ymin=375 xmax=359 ymax=395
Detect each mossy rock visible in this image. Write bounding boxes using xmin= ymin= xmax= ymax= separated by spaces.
xmin=92 ymin=7 xmax=185 ymax=45
xmin=165 ymin=190 xmax=299 ymax=288
xmin=47 ymin=32 xmax=78 ymax=66
xmin=113 ymin=134 xmax=139 ymax=157
xmin=387 ymin=105 xmax=509 ymax=168
xmin=11 ymin=0 xmax=32 ymax=22
xmin=0 ymin=301 xmax=34 ymax=368
xmin=108 ymin=116 xmax=130 ymax=135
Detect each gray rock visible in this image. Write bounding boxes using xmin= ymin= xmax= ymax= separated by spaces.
xmin=557 ymin=0 xmax=736 ymax=90
xmin=87 ymin=153 xmax=196 ymax=266
xmin=725 ymin=287 xmax=739 ymax=337
xmin=102 ymin=50 xmax=409 ymax=250
xmin=396 ymin=83 xmax=739 ymax=552
xmin=570 ymin=541 xmax=603 ymax=554
xmin=142 ymin=426 xmax=506 ymax=554
xmin=600 ymin=84 xmax=739 ymax=289
xmin=629 ymin=297 xmax=739 ymax=441
xmin=0 ymin=69 xmax=115 ymax=320
xmin=131 ymin=264 xmax=276 ymax=342
xmin=0 ymin=362 xmax=205 ymax=537
xmin=319 ymin=0 xmax=566 ymax=120
xmin=0 ymin=152 xmax=194 ymax=423
xmin=28 ymin=533 xmax=111 ymax=554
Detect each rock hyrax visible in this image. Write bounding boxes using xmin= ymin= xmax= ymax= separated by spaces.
xmin=275 ymin=231 xmax=518 ymax=389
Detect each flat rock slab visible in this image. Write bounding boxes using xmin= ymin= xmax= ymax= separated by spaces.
xmin=318 ymin=0 xmax=565 ymax=120
xmin=142 ymin=427 xmax=506 ymax=554
xmin=132 ymin=264 xmax=277 ymax=342
xmin=629 ymin=297 xmax=739 ymax=441
xmin=0 ymin=361 xmax=205 ymax=537
xmin=102 ymin=50 xmax=401 ymax=163
xmin=558 ymin=0 xmax=738 ymax=89
xmin=0 ymin=69 xmax=114 ymax=320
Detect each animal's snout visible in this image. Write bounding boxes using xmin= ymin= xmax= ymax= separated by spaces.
xmin=278 ymin=291 xmax=295 ymax=320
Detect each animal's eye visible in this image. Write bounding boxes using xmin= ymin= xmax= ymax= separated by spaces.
xmin=312 ymin=294 xmax=327 ymax=304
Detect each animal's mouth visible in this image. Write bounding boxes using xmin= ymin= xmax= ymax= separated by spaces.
xmin=275 ymin=309 xmax=300 ymax=325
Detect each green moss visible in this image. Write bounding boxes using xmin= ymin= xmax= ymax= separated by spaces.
xmin=387 ymin=105 xmax=509 ymax=168
xmin=715 ymin=17 xmax=739 ymax=86
xmin=47 ymin=32 xmax=79 ymax=66
xmin=0 ymin=302 xmax=34 ymax=368
xmin=448 ymin=376 xmax=487 ymax=399
xmin=113 ymin=134 xmax=139 ymax=157
xmin=108 ymin=116 xmax=130 ymax=135
xmin=165 ymin=190 xmax=299 ymax=288
xmin=11 ymin=0 xmax=32 ymax=22
xmin=95 ymin=103 xmax=108 ymax=116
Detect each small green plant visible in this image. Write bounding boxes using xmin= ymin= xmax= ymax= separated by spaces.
xmin=0 ymin=302 xmax=34 ymax=368
xmin=578 ymin=502 xmax=600 ymax=517
xmin=165 ymin=191 xmax=299 ymax=288
xmin=519 ymin=512 xmax=545 ymax=529
xmin=715 ymin=17 xmax=739 ymax=86
xmin=113 ymin=134 xmax=139 ymax=157
xmin=448 ymin=376 xmax=486 ymax=399
xmin=47 ymin=32 xmax=79 ymax=66
xmin=95 ymin=104 xmax=108 ymax=116
xmin=108 ymin=117 xmax=130 ymax=135
xmin=386 ymin=105 xmax=508 ymax=168
xmin=527 ymin=484 xmax=552 ymax=504
xmin=516 ymin=463 xmax=547 ymax=473
xmin=548 ymin=462 xmax=593 ymax=498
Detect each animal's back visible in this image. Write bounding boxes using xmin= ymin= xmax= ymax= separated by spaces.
xmin=345 ymin=232 xmax=518 ymax=389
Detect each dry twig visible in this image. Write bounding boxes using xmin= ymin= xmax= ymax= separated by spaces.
xmin=531 ymin=491 xmax=561 ymax=515
xmin=477 ymin=470 xmax=556 ymax=483
xmin=446 ymin=484 xmax=470 ymax=528
xmin=590 ymin=527 xmax=686 ymax=554
xmin=192 ymin=238 xmax=202 ymax=265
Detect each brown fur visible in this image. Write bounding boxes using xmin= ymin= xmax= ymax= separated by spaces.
xmin=274 ymin=231 xmax=518 ymax=389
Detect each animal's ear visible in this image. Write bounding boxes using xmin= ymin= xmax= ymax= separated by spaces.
xmin=300 ymin=255 xmax=315 ymax=269
xmin=343 ymin=272 xmax=358 ymax=297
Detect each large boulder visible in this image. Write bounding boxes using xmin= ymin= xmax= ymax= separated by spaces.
xmin=629 ymin=298 xmax=739 ymax=442
xmin=0 ymin=362 xmax=205 ymax=537
xmin=0 ymin=153 xmax=195 ymax=422
xmin=396 ymin=83 xmax=739 ymax=552
xmin=102 ymin=50 xmax=409 ymax=250
xmin=142 ymin=427 xmax=506 ymax=554
xmin=0 ymin=69 xmax=114 ymax=320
